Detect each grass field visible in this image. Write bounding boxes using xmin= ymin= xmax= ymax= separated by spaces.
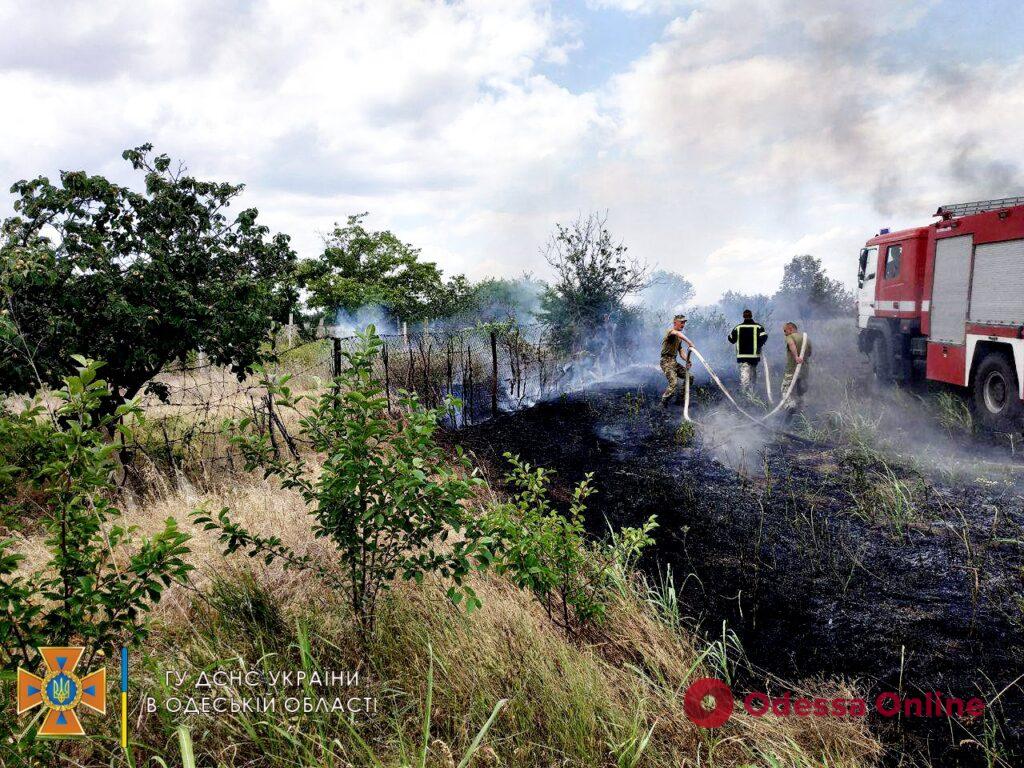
xmin=118 ymin=466 xmax=881 ymax=767
xmin=3 ymin=426 xmax=883 ymax=767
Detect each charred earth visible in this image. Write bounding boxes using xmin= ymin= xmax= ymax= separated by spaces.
xmin=453 ymin=369 xmax=1024 ymax=767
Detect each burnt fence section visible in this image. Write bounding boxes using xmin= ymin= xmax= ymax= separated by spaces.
xmin=345 ymin=324 xmax=568 ymax=424
xmin=129 ymin=324 xmax=578 ymax=480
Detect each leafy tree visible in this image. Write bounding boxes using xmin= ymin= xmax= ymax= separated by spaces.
xmin=485 ymin=454 xmax=657 ymax=635
xmin=718 ymin=289 xmax=774 ymax=325
xmin=196 ymin=328 xmax=491 ymax=632
xmin=538 ymin=212 xmax=648 ymax=352
xmin=683 ymin=305 xmax=730 ymax=337
xmin=0 ymin=145 xmax=296 ymax=407
xmin=773 ymin=254 xmax=852 ymax=319
xmin=0 ymin=358 xmax=192 ymax=671
xmin=461 ymin=275 xmax=544 ymax=324
xmin=298 ymin=213 xmax=470 ymax=325
xmin=428 ymin=273 xmax=479 ymax=321
xmin=637 ymin=270 xmax=695 ymax=319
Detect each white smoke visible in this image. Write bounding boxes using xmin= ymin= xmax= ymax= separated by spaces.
xmin=328 ymin=305 xmax=399 ymax=337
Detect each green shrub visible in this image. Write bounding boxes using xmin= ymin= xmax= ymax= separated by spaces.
xmin=196 ymin=327 xmax=491 ymax=633
xmin=486 ymin=453 xmax=656 ymax=635
xmin=0 ymin=359 xmax=193 ymax=672
xmin=0 ymin=396 xmax=60 ymax=530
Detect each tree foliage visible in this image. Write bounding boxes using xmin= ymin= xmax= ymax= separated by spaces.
xmin=298 ymin=213 xmax=473 ymax=325
xmin=0 ymin=358 xmax=192 ymax=672
xmin=196 ymin=328 xmax=491 ymax=632
xmin=0 ymin=145 xmax=296 ymax=404
xmin=773 ymin=254 xmax=852 ymax=319
xmin=459 ymin=275 xmax=544 ymax=324
xmin=637 ymin=270 xmax=695 ymax=319
xmin=539 ymin=213 xmax=648 ymax=352
xmin=718 ymin=289 xmax=773 ymax=325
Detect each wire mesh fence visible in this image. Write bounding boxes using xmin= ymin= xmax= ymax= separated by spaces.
xmin=129 ymin=323 xmax=578 ymax=479
xmin=358 ymin=323 xmax=569 ymax=421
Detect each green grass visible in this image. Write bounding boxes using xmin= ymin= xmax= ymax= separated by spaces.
xmin=851 ymin=464 xmax=924 ymax=531
xmin=274 ymin=338 xmax=332 ymax=369
xmin=929 ymin=390 xmax=974 ymax=438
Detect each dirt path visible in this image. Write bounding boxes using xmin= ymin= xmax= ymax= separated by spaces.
xmin=454 ymin=377 xmax=1024 ymax=767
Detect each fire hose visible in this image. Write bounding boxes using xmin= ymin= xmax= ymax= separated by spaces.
xmin=681 ymin=333 xmax=819 ymax=443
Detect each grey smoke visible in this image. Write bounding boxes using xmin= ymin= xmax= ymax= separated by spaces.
xmin=949 ymin=138 xmax=1023 ymax=199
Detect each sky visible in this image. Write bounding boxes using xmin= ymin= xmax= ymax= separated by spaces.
xmin=0 ymin=0 xmax=1022 ymax=303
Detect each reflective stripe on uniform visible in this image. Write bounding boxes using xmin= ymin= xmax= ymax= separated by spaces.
xmin=731 ymin=323 xmax=765 ymax=358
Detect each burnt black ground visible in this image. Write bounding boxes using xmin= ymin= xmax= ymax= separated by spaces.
xmin=452 ymin=371 xmax=1024 ymax=767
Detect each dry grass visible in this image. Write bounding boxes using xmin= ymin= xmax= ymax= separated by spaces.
xmin=2 ymin=347 xmax=883 ymax=766
xmin=80 ymin=470 xmax=883 ymax=768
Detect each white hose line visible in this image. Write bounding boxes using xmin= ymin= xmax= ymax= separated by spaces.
xmin=684 ymin=348 xmax=760 ymax=423
xmin=683 ymin=359 xmax=692 ymax=422
xmin=682 ymin=334 xmax=809 ymax=428
xmin=762 ymin=355 xmax=774 ymax=405
xmin=762 ymin=331 xmax=809 ymax=418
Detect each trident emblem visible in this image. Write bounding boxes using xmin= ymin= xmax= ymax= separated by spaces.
xmin=17 ymin=647 xmax=106 ymax=737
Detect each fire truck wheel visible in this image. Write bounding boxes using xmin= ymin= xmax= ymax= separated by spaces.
xmin=870 ymin=334 xmax=892 ymax=385
xmin=973 ymin=353 xmax=1022 ymax=430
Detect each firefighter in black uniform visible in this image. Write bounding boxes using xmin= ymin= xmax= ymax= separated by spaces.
xmin=727 ymin=309 xmax=768 ymax=395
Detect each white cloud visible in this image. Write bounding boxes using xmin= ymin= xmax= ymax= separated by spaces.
xmin=0 ymin=0 xmax=597 ymax=279
xmin=701 ymin=227 xmax=861 ymax=297
xmin=600 ymin=0 xmax=1024 ymax=296
xmin=0 ymin=0 xmax=1021 ymax=304
xmin=586 ymin=0 xmax=687 ymax=12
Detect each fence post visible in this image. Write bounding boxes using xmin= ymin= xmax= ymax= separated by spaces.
xmin=424 ymin=332 xmax=432 ymax=408
xmin=265 ymin=393 xmax=281 ymax=459
xmin=407 ymin=335 xmax=414 ymax=392
xmin=332 ymin=337 xmax=342 ymax=393
xmin=446 ymin=337 xmax=453 ymax=407
xmin=466 ymin=345 xmax=473 ymax=425
xmin=382 ymin=341 xmax=392 ymax=415
xmin=490 ymin=330 xmax=498 ymax=418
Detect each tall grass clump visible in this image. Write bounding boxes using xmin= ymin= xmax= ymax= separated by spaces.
xmin=931 ymin=390 xmax=974 ymax=438
xmin=132 ymin=551 xmax=881 ymax=768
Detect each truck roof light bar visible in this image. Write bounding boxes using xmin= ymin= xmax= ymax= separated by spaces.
xmin=935 ymin=196 xmax=1024 ymax=218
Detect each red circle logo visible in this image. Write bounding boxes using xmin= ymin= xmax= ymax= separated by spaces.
xmin=684 ymin=677 xmax=734 ymax=728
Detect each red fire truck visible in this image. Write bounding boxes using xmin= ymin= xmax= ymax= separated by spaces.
xmin=857 ymin=196 xmax=1024 ymax=428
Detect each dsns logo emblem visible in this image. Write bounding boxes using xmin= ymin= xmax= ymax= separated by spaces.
xmin=17 ymin=647 xmax=106 ymax=737
xmin=684 ymin=677 xmax=734 ymax=728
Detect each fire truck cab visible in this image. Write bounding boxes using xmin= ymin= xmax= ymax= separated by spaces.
xmin=857 ymin=196 xmax=1024 ymax=429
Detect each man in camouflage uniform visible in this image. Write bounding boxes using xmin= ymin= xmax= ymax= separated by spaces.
xmin=660 ymin=314 xmax=693 ymax=407
xmin=781 ymin=321 xmax=811 ymax=419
